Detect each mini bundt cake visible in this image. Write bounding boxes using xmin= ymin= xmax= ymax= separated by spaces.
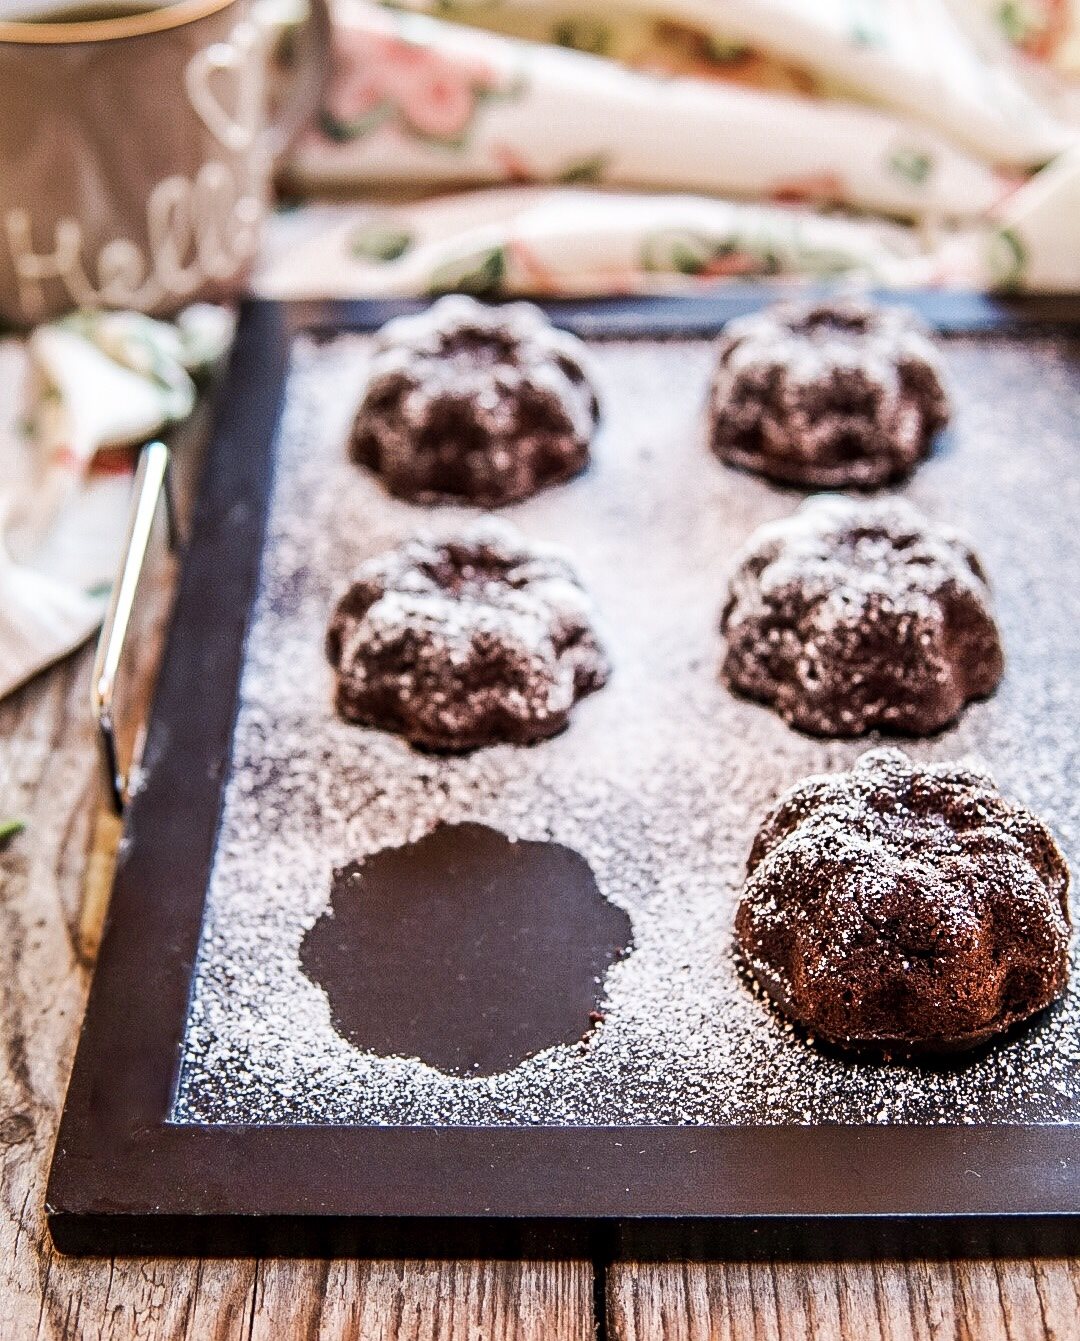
xmin=326 ymin=518 xmax=608 ymax=750
xmin=720 ymin=494 xmax=1004 ymax=737
xmin=708 ymin=298 xmax=949 ymax=489
xmin=351 ymin=295 xmax=600 ymax=506
xmin=736 ymin=748 xmax=1072 ymax=1055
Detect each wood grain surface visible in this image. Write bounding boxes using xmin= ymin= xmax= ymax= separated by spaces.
xmin=1 ymin=650 xmax=1077 ymax=1339
xmin=606 ymin=1261 xmax=1080 ymax=1341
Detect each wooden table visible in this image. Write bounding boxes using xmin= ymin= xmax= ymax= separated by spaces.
xmin=3 ymin=650 xmax=1080 ymax=1340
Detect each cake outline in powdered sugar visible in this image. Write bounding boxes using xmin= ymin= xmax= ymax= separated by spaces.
xmin=708 ymin=297 xmax=950 ymax=489
xmin=720 ymin=493 xmax=1005 ymax=738
xmin=326 ymin=516 xmax=610 ymax=751
xmin=736 ymin=747 xmax=1072 ymax=1058
xmin=299 ymin=821 xmax=634 ymax=1079
xmin=350 ymin=294 xmax=601 ymax=506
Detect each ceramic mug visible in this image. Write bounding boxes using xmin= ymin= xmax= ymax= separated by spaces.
xmin=0 ymin=0 xmax=328 ymax=326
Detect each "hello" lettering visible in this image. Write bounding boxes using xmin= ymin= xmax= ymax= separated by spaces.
xmin=4 ymin=18 xmax=269 ymax=320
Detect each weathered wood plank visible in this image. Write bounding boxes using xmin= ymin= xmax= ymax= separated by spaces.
xmin=0 ymin=651 xmax=593 ymax=1341
xmin=607 ymin=1259 xmax=1080 ymax=1341
xmin=248 ymin=1259 xmax=594 ymax=1341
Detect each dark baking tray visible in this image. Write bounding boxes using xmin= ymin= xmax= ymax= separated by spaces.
xmin=47 ymin=289 xmax=1080 ymax=1258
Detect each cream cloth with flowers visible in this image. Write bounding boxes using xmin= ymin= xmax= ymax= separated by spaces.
xmin=0 ymin=309 xmax=230 ymax=702
xmin=257 ymin=0 xmax=1080 ymax=296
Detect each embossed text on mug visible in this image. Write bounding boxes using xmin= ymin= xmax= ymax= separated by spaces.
xmin=4 ymin=17 xmax=268 ymax=318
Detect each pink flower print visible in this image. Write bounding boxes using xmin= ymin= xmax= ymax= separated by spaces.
xmin=327 ymin=29 xmax=393 ymax=125
xmin=324 ymin=28 xmax=505 ymax=146
xmin=770 ymin=171 xmax=847 ymax=206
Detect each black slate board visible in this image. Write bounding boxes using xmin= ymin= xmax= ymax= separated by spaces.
xmin=46 ymin=291 xmax=1080 ymax=1258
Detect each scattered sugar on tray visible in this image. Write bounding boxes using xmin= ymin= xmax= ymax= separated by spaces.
xmin=173 ymin=333 xmax=1080 ymax=1129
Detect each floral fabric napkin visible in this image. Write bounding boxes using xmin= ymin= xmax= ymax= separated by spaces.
xmin=0 ymin=308 xmax=229 ymax=701
xmin=256 ymin=187 xmax=946 ymax=297
xmin=261 ymin=0 xmax=1080 ymax=297
xmin=289 ymin=3 xmax=1014 ymax=219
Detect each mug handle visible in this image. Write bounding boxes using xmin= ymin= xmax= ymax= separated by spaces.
xmin=259 ymin=0 xmax=332 ymax=162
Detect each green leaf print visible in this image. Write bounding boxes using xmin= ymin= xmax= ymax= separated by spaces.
xmin=703 ymin=37 xmax=752 ymax=64
xmin=428 ymin=0 xmax=504 ymax=16
xmin=641 ymin=229 xmax=781 ymax=278
xmin=642 ymin=215 xmax=869 ymax=282
xmin=996 ymin=0 xmax=1037 ymax=44
xmin=987 ymin=227 xmax=1028 ymax=291
xmin=0 ymin=818 xmax=25 ymax=846
xmin=427 ymin=246 xmax=507 ymax=296
xmin=551 ymin=17 xmax=611 ymax=56
xmin=350 ymin=223 xmax=414 ymax=263
xmin=322 ymin=66 xmax=526 ymax=153
xmin=318 ymin=106 xmax=390 ymax=143
xmin=641 ymin=229 xmax=713 ymax=275
xmin=889 ymin=147 xmax=934 ymax=186
xmin=847 ymin=0 xmax=885 ymax=47
xmin=556 ymin=153 xmax=610 ymax=185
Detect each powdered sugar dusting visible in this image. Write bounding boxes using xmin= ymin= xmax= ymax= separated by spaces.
xmin=173 ymin=331 xmax=1079 ymax=1127
xmin=720 ymin=493 xmax=1004 ymax=736
xmin=737 ymin=747 xmax=1070 ymax=1052
xmin=709 ymin=300 xmax=950 ymax=489
xmin=326 ymin=517 xmax=608 ymax=748
xmin=355 ymin=295 xmax=598 ymax=506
